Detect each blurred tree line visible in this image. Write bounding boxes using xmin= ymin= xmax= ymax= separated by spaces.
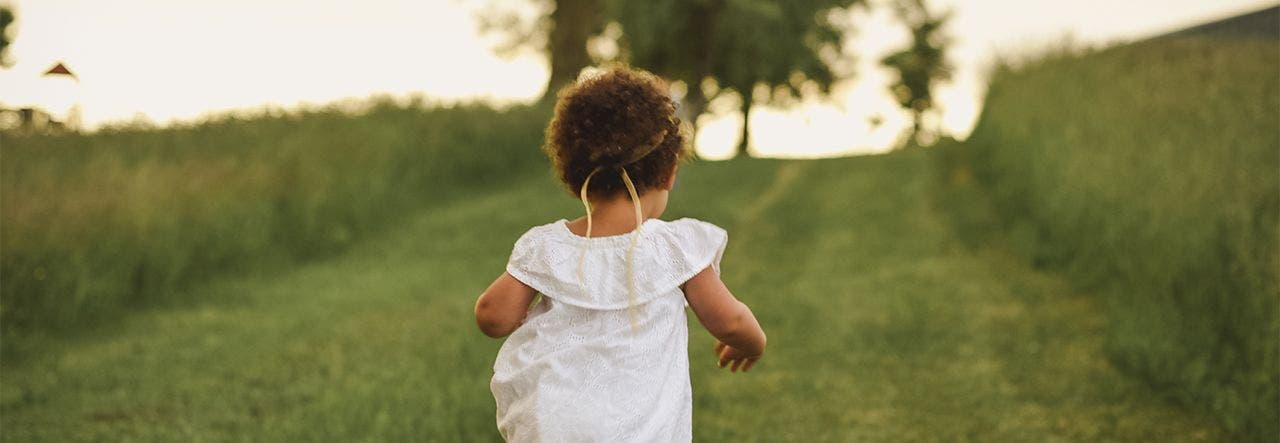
xmin=1 ymin=6 xmax=14 ymax=68
xmin=478 ymin=0 xmax=952 ymax=156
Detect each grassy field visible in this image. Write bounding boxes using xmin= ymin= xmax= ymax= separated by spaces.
xmin=1 ymin=151 xmax=1231 ymax=441
xmin=0 ymin=100 xmax=546 ymax=338
xmin=940 ymin=36 xmax=1278 ymax=440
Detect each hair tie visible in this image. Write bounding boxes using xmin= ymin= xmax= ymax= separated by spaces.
xmin=615 ymin=128 xmax=669 ymax=167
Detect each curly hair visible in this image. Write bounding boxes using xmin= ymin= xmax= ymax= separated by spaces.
xmin=544 ymin=66 xmax=689 ymax=199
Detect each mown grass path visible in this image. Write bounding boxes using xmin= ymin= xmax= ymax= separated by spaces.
xmin=1 ymin=151 xmax=1229 ymax=441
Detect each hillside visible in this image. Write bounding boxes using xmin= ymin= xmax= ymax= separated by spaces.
xmin=1158 ymin=5 xmax=1278 ymax=40
xmin=1 ymin=151 xmax=1230 ymax=441
xmin=940 ymin=34 xmax=1278 ymax=440
xmin=0 ymin=102 xmax=547 ymax=338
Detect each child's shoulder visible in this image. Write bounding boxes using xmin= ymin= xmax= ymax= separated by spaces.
xmin=653 ymin=218 xmax=727 ymax=242
xmin=659 ymin=217 xmax=723 ymax=230
xmin=652 ymin=218 xmax=729 ymax=277
xmin=508 ymin=219 xmax=568 ymax=251
xmin=515 ymin=219 xmax=567 ymax=238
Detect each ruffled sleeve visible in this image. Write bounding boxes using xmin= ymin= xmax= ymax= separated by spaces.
xmin=657 ymin=218 xmax=728 ymax=283
xmin=504 ymin=223 xmax=568 ymax=299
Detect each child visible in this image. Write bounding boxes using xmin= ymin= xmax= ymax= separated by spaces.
xmin=474 ymin=66 xmax=767 ymax=442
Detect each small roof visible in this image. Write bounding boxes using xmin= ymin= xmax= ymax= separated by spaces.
xmin=43 ymin=62 xmax=77 ymax=79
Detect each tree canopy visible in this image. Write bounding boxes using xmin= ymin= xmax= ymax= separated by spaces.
xmin=476 ymin=0 xmax=604 ymax=101
xmin=479 ymin=0 xmax=863 ymax=157
xmin=880 ymin=0 xmax=952 ymax=146
xmin=610 ymin=0 xmax=863 ymax=156
xmin=1 ymin=7 xmax=15 ymax=68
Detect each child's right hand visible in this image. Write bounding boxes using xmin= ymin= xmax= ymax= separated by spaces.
xmin=714 ymin=341 xmax=760 ymax=373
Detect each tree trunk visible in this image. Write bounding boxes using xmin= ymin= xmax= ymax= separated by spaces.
xmin=735 ymin=87 xmax=754 ymax=158
xmin=910 ymin=110 xmax=923 ymax=147
xmin=543 ymin=0 xmax=602 ymax=102
xmin=683 ymin=0 xmax=722 ymax=157
xmin=682 ymin=82 xmax=708 ymax=154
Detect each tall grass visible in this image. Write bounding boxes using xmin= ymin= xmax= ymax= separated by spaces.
xmin=1 ymin=99 xmax=548 ymax=338
xmin=940 ymin=37 xmax=1278 ymax=440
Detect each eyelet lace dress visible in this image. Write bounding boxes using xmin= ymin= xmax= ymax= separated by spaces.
xmin=491 ymin=217 xmax=727 ymax=442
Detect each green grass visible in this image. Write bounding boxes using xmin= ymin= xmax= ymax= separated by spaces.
xmin=0 ymin=99 xmax=548 ymax=337
xmin=2 ymin=151 xmax=1229 ymax=441
xmin=938 ymin=36 xmax=1279 ymax=440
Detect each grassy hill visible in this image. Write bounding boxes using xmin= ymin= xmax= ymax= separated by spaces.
xmin=938 ymin=35 xmax=1278 ymax=440
xmin=1 ymin=151 xmax=1230 ymax=441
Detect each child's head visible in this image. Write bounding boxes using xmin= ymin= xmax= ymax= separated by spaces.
xmin=544 ymin=66 xmax=689 ymax=201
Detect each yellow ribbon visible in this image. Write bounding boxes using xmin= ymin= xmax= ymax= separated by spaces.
xmin=620 ymin=168 xmax=643 ymax=332
xmin=577 ymin=166 xmax=644 ymax=333
xmin=576 ymin=168 xmax=599 ymax=294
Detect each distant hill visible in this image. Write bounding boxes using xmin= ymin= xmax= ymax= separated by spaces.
xmin=1157 ymin=5 xmax=1278 ymax=40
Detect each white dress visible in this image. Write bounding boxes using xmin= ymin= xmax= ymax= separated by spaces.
xmin=492 ymin=217 xmax=728 ymax=442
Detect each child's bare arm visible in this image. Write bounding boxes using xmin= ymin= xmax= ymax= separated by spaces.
xmin=683 ymin=266 xmax=766 ymax=370
xmin=474 ymin=272 xmax=538 ymax=338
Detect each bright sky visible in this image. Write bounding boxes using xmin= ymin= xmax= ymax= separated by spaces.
xmin=1 ymin=0 xmax=1274 ymax=158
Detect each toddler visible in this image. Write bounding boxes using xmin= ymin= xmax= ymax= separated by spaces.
xmin=474 ymin=66 xmax=767 ymax=442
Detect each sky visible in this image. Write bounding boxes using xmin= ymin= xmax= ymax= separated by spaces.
xmin=1 ymin=0 xmax=1275 ymax=158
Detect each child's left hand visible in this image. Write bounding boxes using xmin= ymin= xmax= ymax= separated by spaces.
xmin=714 ymin=341 xmax=760 ymax=373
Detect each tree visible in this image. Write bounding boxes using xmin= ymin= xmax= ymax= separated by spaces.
xmin=476 ymin=0 xmax=603 ymax=101
xmin=479 ymin=0 xmax=861 ymax=156
xmin=610 ymin=0 xmax=862 ymax=157
xmin=607 ymin=0 xmax=716 ymax=137
xmin=880 ymin=0 xmax=951 ymax=147
xmin=546 ymin=0 xmax=604 ymax=98
xmin=1 ymin=6 xmax=15 ymax=68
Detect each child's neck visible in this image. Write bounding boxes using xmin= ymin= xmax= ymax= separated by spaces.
xmin=568 ymin=194 xmax=662 ymax=237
